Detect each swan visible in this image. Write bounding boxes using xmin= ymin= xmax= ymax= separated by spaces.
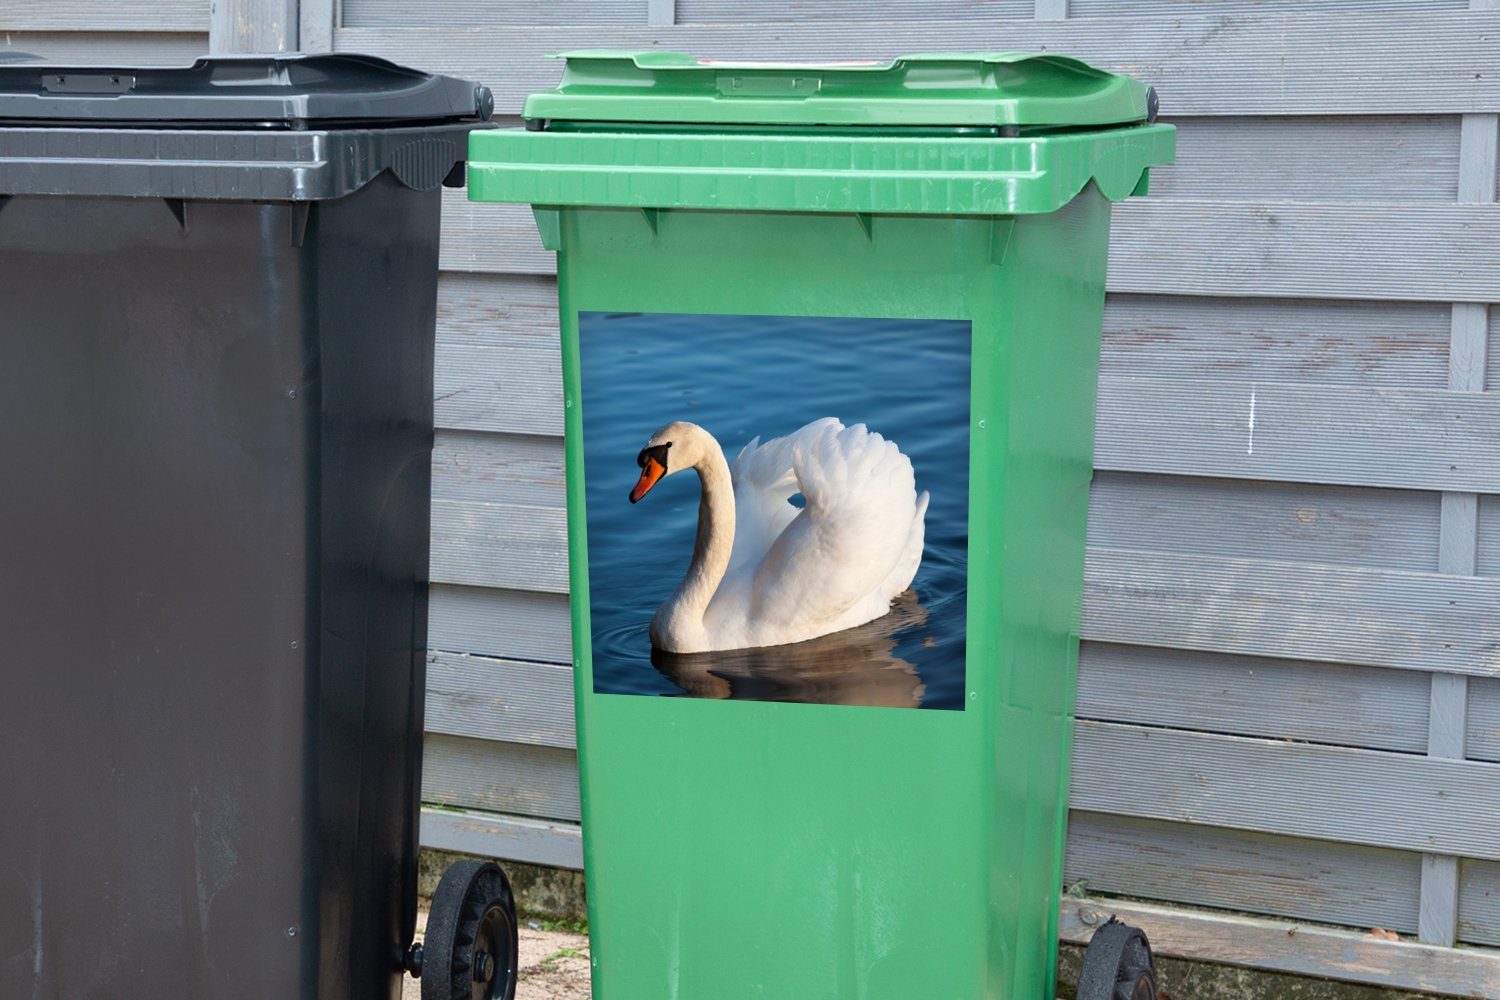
xmin=628 ymin=417 xmax=929 ymax=654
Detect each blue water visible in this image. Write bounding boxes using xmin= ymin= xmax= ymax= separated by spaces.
xmin=579 ymin=312 xmax=970 ymax=710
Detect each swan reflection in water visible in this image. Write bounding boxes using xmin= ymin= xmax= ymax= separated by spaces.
xmin=649 ymin=591 xmax=930 ymax=708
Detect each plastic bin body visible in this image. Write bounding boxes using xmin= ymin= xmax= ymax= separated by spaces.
xmin=0 ymin=56 xmax=488 ymax=1000
xmin=469 ymin=53 xmax=1173 ymax=1000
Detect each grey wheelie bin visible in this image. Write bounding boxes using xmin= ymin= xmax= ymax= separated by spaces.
xmin=0 ymin=54 xmax=517 ymax=1000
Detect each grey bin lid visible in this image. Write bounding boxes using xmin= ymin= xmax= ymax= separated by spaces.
xmin=0 ymin=53 xmax=495 ymax=201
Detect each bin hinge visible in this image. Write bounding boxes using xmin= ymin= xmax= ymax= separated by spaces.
xmin=163 ymin=198 xmax=189 ymax=236
xmin=853 ymin=212 xmax=874 ymax=245
xmin=990 ymin=218 xmax=1015 ymax=267
xmin=1130 ymin=169 xmax=1151 ymax=198
xmin=532 ymin=206 xmax=562 ymax=252
xmin=639 ymin=207 xmax=661 ymax=241
xmin=289 ymin=202 xmax=312 ymax=248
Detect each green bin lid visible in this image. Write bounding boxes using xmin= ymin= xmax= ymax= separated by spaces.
xmin=470 ymin=50 xmax=1175 ymax=217
xmin=523 ymin=51 xmax=1154 ymax=129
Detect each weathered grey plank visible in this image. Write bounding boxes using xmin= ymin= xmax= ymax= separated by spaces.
xmin=646 ymin=0 xmax=675 ymax=26
xmin=425 ymin=589 xmax=1436 ymax=755
xmin=437 ymin=271 xmax=558 ymax=350
xmin=0 ymin=1 xmax=207 ymax=32
xmin=423 ymin=698 xmax=1500 ymax=864
xmin=1426 ymin=66 xmax=1487 ymax=947
xmin=1077 ymin=643 xmax=1429 ymax=753
xmin=434 ymin=430 xmax=565 ymax=509
xmin=1083 ymin=546 xmax=1500 ymax=678
xmin=438 ymin=194 xmax=552 ymax=276
xmin=1418 ymin=95 xmax=1489 ymax=949
xmin=1108 ymin=199 xmax=1500 ymax=303
xmin=436 ymin=193 xmax=1500 ymax=304
xmin=430 ymin=341 xmax=1499 ymax=499
xmin=1488 ymin=308 xmax=1500 ymax=391
xmin=298 ymin=0 xmax=334 ymax=53
xmin=342 ymin=0 xmax=645 ymax=27
xmin=1070 ymin=720 xmax=1500 ymax=861
xmin=1429 ymin=673 xmax=1471 ymax=758
xmin=429 ymin=584 xmax=573 ymax=664
xmin=429 ymin=428 xmax=1446 ymax=569
xmin=1152 ymin=115 xmax=1460 ymax=202
xmin=680 ymin=0 xmax=1031 ymax=20
xmin=420 ymin=807 xmax=583 ymax=870
xmin=1422 ymin=677 xmax=1470 ymax=761
xmin=1419 ymin=853 xmax=1461 ymax=946
xmin=437 ymin=279 xmax=1458 ymax=392
xmin=334 ymin=13 xmax=1500 ymax=117
xmin=425 ymin=651 xmax=576 ymax=748
xmin=0 ymin=32 xmax=206 ymax=65
xmin=1059 ymin=896 xmax=1500 ymax=998
xmin=1458 ymin=113 xmax=1499 ymax=204
xmin=1093 ymin=376 xmax=1500 ymax=494
xmin=423 ymin=733 xmax=580 ymax=822
xmin=425 ymin=508 xmax=1500 ymax=677
xmin=433 ymin=271 xmax=562 ymax=436
xmin=431 ymin=497 xmax=569 ymax=592
xmin=1469 ymin=677 xmax=1500 ymax=763
xmin=210 ymin=0 xmax=296 ymax=52
xmin=424 ymin=584 xmax=1435 ymax=753
xmin=1069 ymin=0 xmax=1464 ymax=13
xmin=419 ymin=666 xmax=1500 ymax=860
xmin=429 ymin=435 xmax=1445 ymax=571
xmin=1065 ymin=811 xmax=1422 ymax=934
xmin=1450 ymin=306 xmax=1491 ymax=394
xmin=1088 ymin=472 xmax=1440 ymax=572
xmin=436 ymin=342 xmax=562 ymax=437
xmin=1441 ymin=494 xmax=1483 ymax=578
xmin=431 ymin=282 xmax=1468 ymax=453
xmin=1102 ymin=294 xmax=1452 ymax=388
xmin=1479 ymin=495 xmax=1500 ymax=577
xmin=1459 ymin=858 xmax=1500 ymax=947
xmin=429 ymin=441 xmax=1444 ymax=573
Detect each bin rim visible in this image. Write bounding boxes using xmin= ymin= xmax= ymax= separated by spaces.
xmin=467 ymin=120 xmax=1175 ymax=217
xmin=545 ymin=49 xmax=1102 ymax=74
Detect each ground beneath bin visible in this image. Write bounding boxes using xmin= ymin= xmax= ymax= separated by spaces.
xmin=401 ymin=906 xmax=592 ymax=1000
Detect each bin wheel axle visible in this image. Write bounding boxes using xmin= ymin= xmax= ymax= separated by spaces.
xmin=1078 ymin=917 xmax=1158 ymax=1000
xmin=421 ymin=860 xmax=518 ymax=1000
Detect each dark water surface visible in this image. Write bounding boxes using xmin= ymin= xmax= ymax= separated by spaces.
xmin=580 ymin=312 xmax=970 ymax=709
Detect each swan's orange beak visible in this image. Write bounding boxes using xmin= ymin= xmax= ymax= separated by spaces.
xmin=630 ymin=456 xmax=666 ymax=504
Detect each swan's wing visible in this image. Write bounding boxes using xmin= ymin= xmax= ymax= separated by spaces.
xmin=747 ymin=422 xmax=920 ymax=632
xmin=730 ymin=417 xmax=843 ymax=495
xmin=726 ymin=418 xmax=842 ymax=576
xmin=876 ymin=489 xmax=928 ymax=602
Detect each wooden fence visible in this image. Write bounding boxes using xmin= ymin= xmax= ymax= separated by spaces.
xmin=10 ymin=2 xmax=1498 ymax=992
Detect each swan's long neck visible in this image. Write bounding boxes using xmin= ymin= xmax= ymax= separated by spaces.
xmin=666 ymin=441 xmax=735 ymax=626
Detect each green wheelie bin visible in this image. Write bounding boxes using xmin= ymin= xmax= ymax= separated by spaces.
xmin=467 ymin=52 xmax=1174 ymax=999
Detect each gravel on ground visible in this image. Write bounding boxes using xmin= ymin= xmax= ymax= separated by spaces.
xmin=401 ymin=907 xmax=592 ymax=1000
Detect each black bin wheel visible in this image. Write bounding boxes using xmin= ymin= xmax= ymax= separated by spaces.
xmin=421 ymin=859 xmax=518 ymax=1000
xmin=1078 ymin=917 xmax=1157 ymax=1000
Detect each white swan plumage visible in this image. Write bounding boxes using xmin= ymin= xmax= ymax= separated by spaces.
xmin=629 ymin=418 xmax=929 ymax=654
